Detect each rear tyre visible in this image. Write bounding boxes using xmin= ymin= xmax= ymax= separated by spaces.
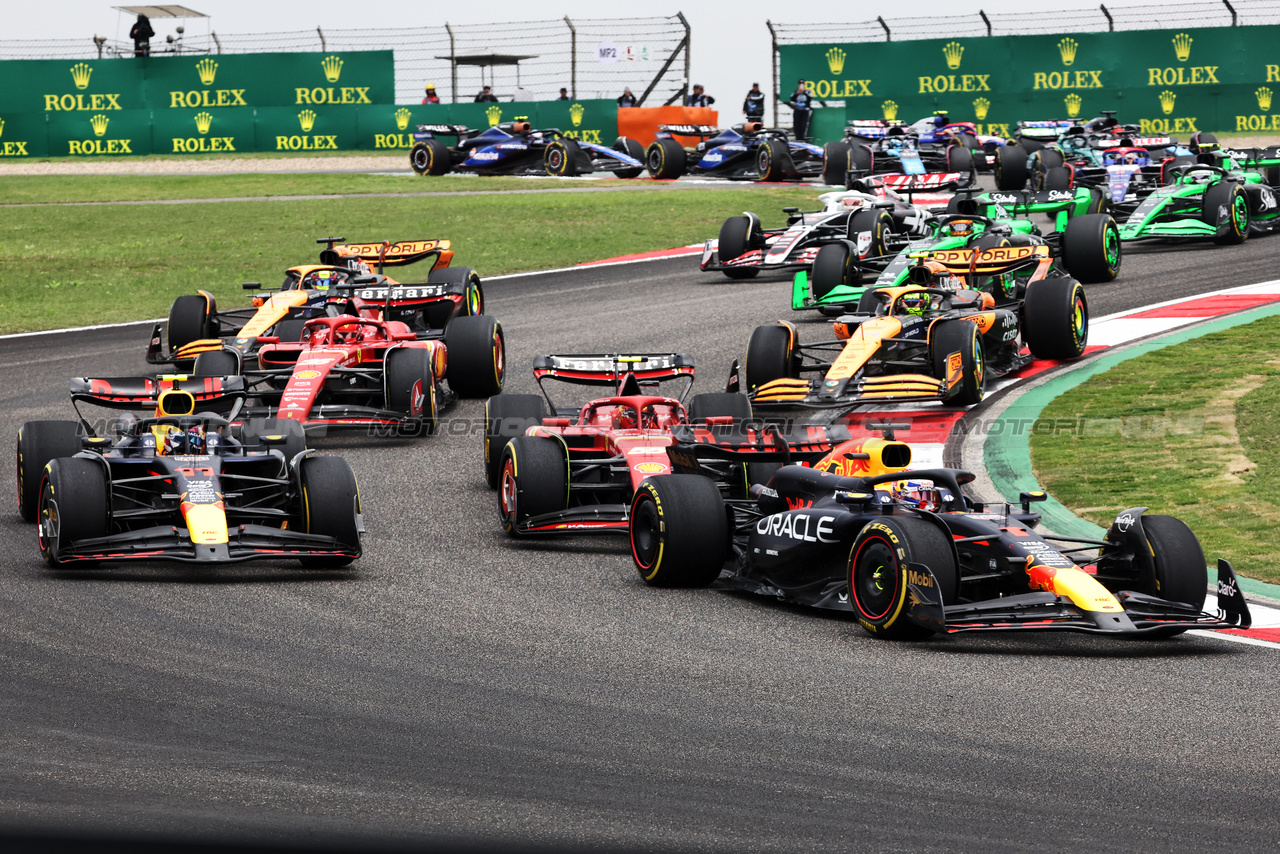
xmin=272 ymin=318 xmax=306 ymax=342
xmin=848 ymin=516 xmax=957 ymax=639
xmin=444 ymin=315 xmax=505 ymax=398
xmin=1203 ymin=181 xmax=1250 ymax=245
xmin=848 ymin=142 xmax=873 ymax=174
xmin=16 ymin=420 xmax=83 ymax=523
xmin=612 ymin=137 xmax=645 ymax=179
xmin=1040 ymin=164 xmax=1073 ymax=191
xmin=645 ymin=138 xmax=686 ymax=179
xmin=755 ymin=140 xmax=788 ymax=182
xmin=38 ymin=458 xmax=108 ymax=568
xmin=168 ymin=295 xmax=211 ymax=353
xmin=1062 ymin=213 xmax=1121 ymax=283
xmin=810 ymin=243 xmax=857 ymax=300
xmin=744 ymin=324 xmax=796 ymax=390
xmin=427 ymin=266 xmax=484 ymax=319
xmin=930 ymin=319 xmax=984 ymax=406
xmin=544 ymin=138 xmax=582 ymax=176
xmin=298 ymin=455 xmax=361 ymax=568
xmin=630 ymin=475 xmax=728 ymax=587
xmin=945 ymin=145 xmax=974 ymax=175
xmin=410 ymin=139 xmax=451 ymax=176
xmin=848 ymin=208 xmax=893 ymax=260
xmin=822 ymin=141 xmax=851 ymax=185
xmin=1017 ymin=135 xmax=1044 ymax=154
xmin=718 ymin=215 xmax=761 ymax=279
xmin=1142 ymin=515 xmax=1208 ymax=612
xmin=240 ymin=417 xmax=307 ymax=461
xmin=193 ymin=348 xmax=239 ymax=377
xmin=483 ymin=394 xmax=547 ymax=489
xmin=1023 ymin=276 xmax=1088 ymax=360
xmin=994 ymin=143 xmax=1028 ymax=191
xmin=498 ymin=436 xmax=568 ymax=537
xmin=687 ymin=392 xmax=752 ymax=424
xmin=385 ymin=347 xmax=437 ymax=437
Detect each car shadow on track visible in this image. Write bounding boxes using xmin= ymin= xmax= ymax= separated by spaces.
xmin=31 ymin=563 xmax=360 ymax=585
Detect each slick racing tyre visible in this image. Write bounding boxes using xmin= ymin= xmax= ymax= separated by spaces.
xmin=822 ymin=141 xmax=851 ymax=185
xmin=1203 ymin=181 xmax=1250 ymax=245
xmin=848 ymin=515 xmax=957 ymax=639
xmin=38 ymin=457 xmax=108 ymax=568
xmin=993 ymin=143 xmax=1029 ymax=191
xmin=930 ymin=319 xmax=984 ymax=407
xmin=1062 ymin=213 xmax=1121 ymax=283
xmin=385 ymin=347 xmax=438 ymax=437
xmin=847 ymin=141 xmax=874 ymax=175
xmin=297 ymin=455 xmax=362 ymax=568
xmin=239 ymin=417 xmax=307 ymax=461
xmin=410 ymin=139 xmax=451 ymax=176
xmin=168 ymin=294 xmax=212 ymax=354
xmin=612 ymin=136 xmax=645 ymax=179
xmin=1039 ymin=164 xmax=1073 ymax=191
xmin=1023 ymin=276 xmax=1088 ymax=361
xmin=498 ymin=435 xmax=568 ymax=537
xmin=483 ymin=394 xmax=547 ymax=489
xmin=744 ymin=323 xmax=797 ymax=390
xmin=630 ymin=474 xmax=728 ymax=587
xmin=755 ymin=140 xmax=789 ymax=182
xmin=718 ymin=215 xmax=762 ymax=279
xmin=192 ymin=348 xmax=239 ymax=377
xmin=848 ymin=208 xmax=893 ymax=260
xmin=810 ymin=243 xmax=857 ymax=300
xmin=945 ymin=144 xmax=974 ymax=176
xmin=1016 ymin=135 xmax=1044 ymax=154
xmin=444 ymin=315 xmax=505 ymax=399
xmin=544 ymin=138 xmax=582 ymax=176
xmin=16 ymin=420 xmax=83 ymax=523
xmin=687 ymin=392 xmax=752 ymax=425
xmin=427 ymin=266 xmax=484 ymax=326
xmin=646 ymin=138 xmax=686 ymax=179
xmin=273 ymin=318 xmax=307 ymax=343
xmin=1140 ymin=515 xmax=1209 ymax=614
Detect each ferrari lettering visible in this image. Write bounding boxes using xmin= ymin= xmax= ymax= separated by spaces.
xmin=172 ymin=137 xmax=236 ymax=153
xmin=918 ymin=74 xmax=989 ymax=94
xmin=356 ymin=286 xmax=445 ymax=300
xmin=43 ymin=93 xmax=122 ymax=111
xmin=1032 ymin=70 xmax=1103 ymax=89
xmin=168 ymin=89 xmax=247 ymax=108
xmin=756 ymin=513 xmax=837 ymax=543
xmin=295 ymin=86 xmax=372 ymax=105
xmin=1146 ymin=66 xmax=1219 ymax=86
xmin=275 ymin=135 xmax=339 ymax=150
xmin=68 ymin=139 xmax=133 ymax=154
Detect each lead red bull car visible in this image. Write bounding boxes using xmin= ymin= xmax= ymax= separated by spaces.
xmin=627 ymin=429 xmax=1251 ymax=641
xmin=16 ymin=374 xmax=361 ymax=567
xmin=149 ymin=237 xmax=484 ymax=369
xmin=481 ymin=353 xmax=853 ymax=537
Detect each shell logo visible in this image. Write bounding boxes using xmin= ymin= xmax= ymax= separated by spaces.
xmin=294 ymin=370 xmax=321 ymax=379
xmin=635 ymin=462 xmax=667 ymax=474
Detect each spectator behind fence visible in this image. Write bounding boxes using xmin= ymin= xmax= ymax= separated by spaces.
xmin=475 ymin=86 xmax=498 ymax=103
xmin=129 ymin=13 xmax=154 ymax=57
xmin=617 ymin=87 xmax=637 ymax=108
xmin=422 ymin=84 xmax=440 ymax=105
xmin=558 ymin=88 xmax=570 ymax=100
xmin=788 ymin=79 xmax=813 ymax=141
xmin=743 ymin=82 xmax=764 ymax=120
xmin=686 ymin=84 xmax=714 ymax=108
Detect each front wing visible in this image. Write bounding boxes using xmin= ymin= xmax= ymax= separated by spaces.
xmin=47 ymin=523 xmax=360 ymax=565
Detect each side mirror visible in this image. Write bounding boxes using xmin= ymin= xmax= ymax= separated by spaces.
xmin=242 ymin=282 xmax=261 ymax=290
xmin=1020 ymin=490 xmax=1048 ymax=513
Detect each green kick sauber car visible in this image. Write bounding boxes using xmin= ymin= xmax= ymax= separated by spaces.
xmin=1117 ymin=147 xmax=1280 ymax=244
xmin=791 ymin=186 xmax=1121 ymax=315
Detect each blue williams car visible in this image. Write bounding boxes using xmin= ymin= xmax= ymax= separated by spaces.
xmin=644 ymin=122 xmax=828 ymax=183
xmin=410 ymin=120 xmax=644 ymax=178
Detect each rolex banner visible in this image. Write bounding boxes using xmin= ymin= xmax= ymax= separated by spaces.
xmin=780 ymin=25 xmax=1280 ymax=143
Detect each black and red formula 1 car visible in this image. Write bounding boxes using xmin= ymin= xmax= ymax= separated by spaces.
xmin=222 ymin=310 xmax=503 ymax=437
xmin=627 ymin=430 xmax=1252 ymax=641
xmin=16 ymin=374 xmax=361 ymax=567
xmin=150 ymin=237 xmax=484 ymax=369
xmin=482 ymin=353 xmax=852 ymax=537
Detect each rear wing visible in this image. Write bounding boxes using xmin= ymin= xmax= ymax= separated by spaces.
xmin=657 ymin=124 xmax=721 ymax=136
xmin=532 ymin=353 xmax=696 ymax=410
xmin=322 ymin=239 xmax=453 ymax=270
xmin=1016 ymin=119 xmax=1080 ymax=139
xmin=1094 ymin=135 xmax=1178 ymax=150
xmin=976 ymin=187 xmax=1099 ymax=226
xmin=69 ymin=375 xmax=246 ymax=432
xmin=414 ymin=124 xmax=470 ymax=137
xmin=879 ymin=172 xmax=973 ymax=193
xmin=1222 ymin=145 xmax=1280 ymax=169
xmin=908 ymin=244 xmax=1051 ymax=275
xmin=665 ymin=422 xmax=854 ymax=469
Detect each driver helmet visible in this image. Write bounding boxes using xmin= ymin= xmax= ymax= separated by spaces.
xmin=896 ymin=291 xmax=935 ymax=317
xmin=890 ymin=479 xmax=945 ymax=512
xmin=1122 ymin=150 xmax=1144 ymax=165
xmin=302 ymin=269 xmax=339 ymax=291
xmin=941 ymin=219 xmax=975 ymax=239
xmin=160 ymin=424 xmax=206 ymax=456
xmin=615 ymin=406 xmax=639 ymax=430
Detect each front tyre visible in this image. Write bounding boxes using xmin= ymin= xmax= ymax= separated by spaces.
xmin=298 ymin=455 xmax=362 ymax=568
xmin=612 ymin=136 xmax=645 ymax=179
xmin=410 ymin=139 xmax=451 ymax=176
xmin=848 ymin=516 xmax=957 ymax=639
xmin=630 ymin=475 xmax=728 ymax=587
xmin=1141 ymin=515 xmax=1208 ymax=612
xmin=822 ymin=141 xmax=851 ymax=185
xmin=755 ymin=140 xmax=788 ymax=182
xmin=1061 ymin=213 xmax=1121 ymax=283
xmin=993 ymin=143 xmax=1028 ymax=191
xmin=498 ymin=436 xmax=568 ymax=537
xmin=744 ymin=323 xmax=796 ymax=390
xmin=38 ymin=458 xmax=109 ymax=568
xmin=168 ymin=294 xmax=212 ymax=354
xmin=444 ymin=315 xmax=505 ymax=398
xmin=1023 ymin=276 xmax=1088 ymax=361
xmin=645 ymin=139 xmax=686 ymax=179
xmin=930 ymin=319 xmax=984 ymax=407
xmin=1204 ymin=181 xmax=1249 ymax=245
xmin=544 ymin=138 xmax=582 ymax=176
xmin=385 ymin=347 xmax=437 ymax=437
xmin=810 ymin=243 xmax=857 ymax=300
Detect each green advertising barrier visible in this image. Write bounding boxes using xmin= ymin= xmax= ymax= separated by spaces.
xmin=255 ymin=105 xmax=362 ymax=153
xmin=0 ymin=113 xmax=48 ymax=158
xmin=152 ymin=107 xmax=256 ymax=156
xmin=360 ymin=99 xmax=621 ymax=151
xmin=0 ymin=58 xmax=150 ymax=113
xmin=46 ymin=108 xmax=153 ymax=157
xmin=780 ymin=25 xmax=1280 ymax=143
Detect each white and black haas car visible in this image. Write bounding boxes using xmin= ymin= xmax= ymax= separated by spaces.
xmin=628 ymin=427 xmax=1250 ymax=641
xmin=16 ymin=375 xmax=361 ymax=568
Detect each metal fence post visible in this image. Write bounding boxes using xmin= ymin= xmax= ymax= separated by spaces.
xmin=766 ymin=20 xmax=779 ymax=128
xmin=445 ymin=22 xmax=456 ymax=103
xmin=212 ymin=31 xmax=221 ymax=54
xmin=565 ymin=16 xmax=577 ymax=99
xmin=1223 ymin=0 xmax=1238 ymax=25
xmin=317 ymin=27 xmax=326 ymax=51
xmin=878 ymin=17 xmax=891 ymax=41
xmin=1100 ymin=4 xmax=1114 ymax=31
xmin=979 ymin=10 xmax=992 ymax=37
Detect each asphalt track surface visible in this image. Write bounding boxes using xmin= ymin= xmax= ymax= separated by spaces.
xmin=4 ymin=220 xmax=1280 ymax=853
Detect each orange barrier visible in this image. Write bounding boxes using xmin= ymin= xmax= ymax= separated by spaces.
xmin=615 ymin=106 xmax=719 ymax=148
